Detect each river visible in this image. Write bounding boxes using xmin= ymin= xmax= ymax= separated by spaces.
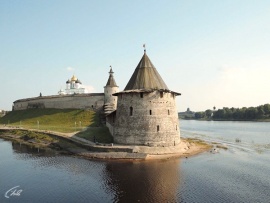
xmin=1 ymin=120 xmax=270 ymax=203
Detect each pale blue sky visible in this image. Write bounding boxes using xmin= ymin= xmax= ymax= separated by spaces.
xmin=1 ymin=0 xmax=270 ymax=111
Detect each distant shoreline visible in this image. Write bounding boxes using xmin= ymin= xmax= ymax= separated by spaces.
xmin=180 ymin=118 xmax=270 ymax=122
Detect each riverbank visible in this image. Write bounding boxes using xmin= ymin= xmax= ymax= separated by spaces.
xmin=0 ymin=126 xmax=212 ymax=160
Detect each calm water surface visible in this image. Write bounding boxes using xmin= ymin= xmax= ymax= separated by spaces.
xmin=1 ymin=120 xmax=270 ymax=203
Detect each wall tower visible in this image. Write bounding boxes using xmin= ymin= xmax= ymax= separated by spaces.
xmin=104 ymin=66 xmax=119 ymax=115
xmin=112 ymin=50 xmax=181 ymax=147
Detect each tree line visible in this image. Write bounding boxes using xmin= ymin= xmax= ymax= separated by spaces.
xmin=194 ymin=104 xmax=270 ymax=120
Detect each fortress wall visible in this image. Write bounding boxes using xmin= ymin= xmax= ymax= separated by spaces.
xmin=13 ymin=94 xmax=104 ymax=111
xmin=113 ymin=91 xmax=180 ymax=147
xmin=106 ymin=111 xmax=116 ymax=136
xmin=13 ymin=100 xmax=30 ymax=110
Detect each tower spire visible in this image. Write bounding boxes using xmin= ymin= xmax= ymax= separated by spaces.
xmin=109 ymin=65 xmax=114 ymax=74
xmin=105 ymin=65 xmax=117 ymax=87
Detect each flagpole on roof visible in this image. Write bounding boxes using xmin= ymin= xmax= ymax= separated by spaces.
xmin=143 ymin=44 xmax=146 ymax=53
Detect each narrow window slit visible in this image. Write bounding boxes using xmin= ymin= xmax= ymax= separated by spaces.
xmin=130 ymin=107 xmax=133 ymax=116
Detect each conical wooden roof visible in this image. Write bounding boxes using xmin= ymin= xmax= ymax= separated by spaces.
xmin=124 ymin=51 xmax=168 ymax=91
xmin=105 ymin=67 xmax=118 ymax=87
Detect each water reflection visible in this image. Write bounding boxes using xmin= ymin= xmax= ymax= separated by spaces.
xmin=10 ymin=140 xmax=103 ymax=176
xmin=11 ymin=141 xmax=51 ymax=155
xmin=104 ymin=159 xmax=182 ymax=203
xmin=2 ymin=119 xmax=270 ymax=203
xmin=2 ymin=139 xmax=183 ymax=202
xmin=11 ymin=139 xmax=183 ymax=202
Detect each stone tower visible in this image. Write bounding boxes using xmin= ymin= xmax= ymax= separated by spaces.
xmin=104 ymin=66 xmax=119 ymax=115
xmin=113 ymin=50 xmax=181 ymax=147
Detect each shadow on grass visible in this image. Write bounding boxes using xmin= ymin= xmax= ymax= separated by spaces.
xmin=74 ymin=126 xmax=113 ymax=144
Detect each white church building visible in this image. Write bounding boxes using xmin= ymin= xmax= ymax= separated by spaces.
xmin=58 ymin=75 xmax=88 ymax=95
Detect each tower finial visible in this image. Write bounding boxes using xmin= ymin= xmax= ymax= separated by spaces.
xmin=143 ymin=44 xmax=146 ymax=53
xmin=109 ymin=65 xmax=114 ymax=74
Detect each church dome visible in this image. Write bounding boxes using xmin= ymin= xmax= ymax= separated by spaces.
xmin=71 ymin=75 xmax=77 ymax=81
xmin=66 ymin=79 xmax=71 ymax=84
xmin=76 ymin=79 xmax=82 ymax=84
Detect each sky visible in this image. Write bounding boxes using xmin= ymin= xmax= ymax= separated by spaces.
xmin=1 ymin=0 xmax=270 ymax=112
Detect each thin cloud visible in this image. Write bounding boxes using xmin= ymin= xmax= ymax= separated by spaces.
xmin=82 ymin=85 xmax=95 ymax=93
xmin=66 ymin=67 xmax=75 ymax=72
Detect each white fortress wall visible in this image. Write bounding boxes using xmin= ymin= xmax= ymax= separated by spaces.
xmin=13 ymin=93 xmax=104 ymax=111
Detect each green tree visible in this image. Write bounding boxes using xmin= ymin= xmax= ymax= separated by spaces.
xmin=233 ymin=108 xmax=245 ymax=119
xmin=263 ymin=104 xmax=270 ymax=115
xmin=245 ymin=107 xmax=258 ymax=119
xmin=213 ymin=109 xmax=226 ymax=119
xmin=205 ymin=103 xmax=270 ymax=120
xmin=223 ymin=107 xmax=233 ymax=119
xmin=257 ymin=105 xmax=265 ymax=118
xmin=195 ymin=112 xmax=205 ymax=119
xmin=205 ymin=109 xmax=213 ymax=119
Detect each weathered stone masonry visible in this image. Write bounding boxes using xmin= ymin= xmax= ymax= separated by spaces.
xmin=107 ymin=50 xmax=181 ymax=147
xmin=113 ymin=90 xmax=180 ymax=146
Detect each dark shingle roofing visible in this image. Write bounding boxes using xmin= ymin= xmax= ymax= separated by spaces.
xmin=124 ymin=51 xmax=169 ymax=91
xmin=105 ymin=67 xmax=118 ymax=87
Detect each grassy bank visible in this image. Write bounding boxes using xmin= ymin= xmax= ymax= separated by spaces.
xmin=76 ymin=127 xmax=113 ymax=143
xmin=0 ymin=108 xmax=114 ymax=144
xmin=0 ymin=109 xmax=100 ymax=133
xmin=183 ymin=137 xmax=210 ymax=147
xmin=0 ymin=129 xmax=80 ymax=151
